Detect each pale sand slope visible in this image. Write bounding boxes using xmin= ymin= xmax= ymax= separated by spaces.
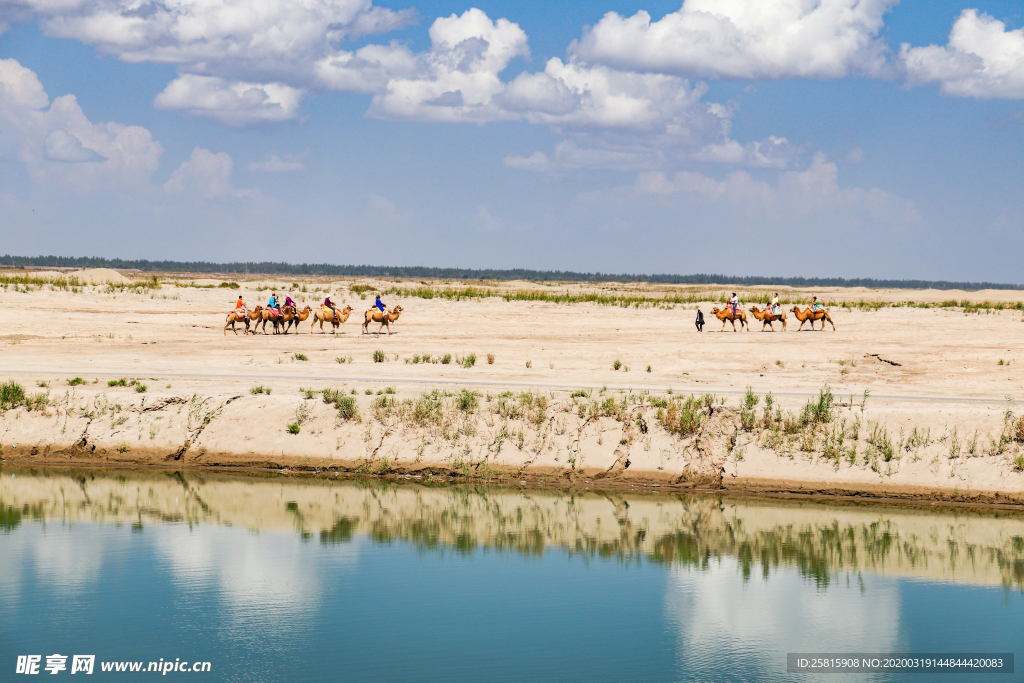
xmin=2 ymin=275 xmax=1024 ymax=503
xmin=3 ymin=469 xmax=1022 ymax=588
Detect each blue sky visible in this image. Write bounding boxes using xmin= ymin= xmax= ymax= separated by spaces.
xmin=1 ymin=0 xmax=1023 ymax=279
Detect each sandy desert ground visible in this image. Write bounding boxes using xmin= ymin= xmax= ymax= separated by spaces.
xmin=2 ymin=268 xmax=1024 ymax=505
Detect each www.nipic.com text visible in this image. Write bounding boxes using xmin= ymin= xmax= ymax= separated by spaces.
xmin=15 ymin=655 xmax=212 ymax=675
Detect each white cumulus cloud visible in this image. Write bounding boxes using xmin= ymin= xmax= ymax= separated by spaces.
xmin=573 ymin=0 xmax=896 ymax=79
xmin=0 ymin=57 xmax=162 ymax=189
xmin=691 ymin=135 xmax=794 ymax=168
xmin=43 ymin=129 xmax=106 ymax=162
xmin=248 ymin=153 xmax=305 ymax=172
xmin=365 ymin=8 xmax=530 ymax=122
xmin=22 ymin=0 xmax=414 ymax=71
xmin=154 ymin=75 xmax=304 ymax=126
xmin=633 ymin=152 xmax=920 ymax=225
xmin=901 ymin=9 xmax=1024 ymax=99
xmin=5 ymin=0 xmax=414 ymax=125
xmin=164 ymin=147 xmax=255 ymax=200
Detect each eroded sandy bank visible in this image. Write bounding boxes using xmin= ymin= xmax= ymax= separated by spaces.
xmin=2 ymin=383 xmax=1023 ymax=506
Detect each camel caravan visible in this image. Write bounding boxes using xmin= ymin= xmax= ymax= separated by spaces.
xmin=224 ymin=292 xmax=402 ymax=336
xmin=223 ymin=287 xmax=831 ymax=337
xmin=708 ymin=293 xmax=835 ymax=332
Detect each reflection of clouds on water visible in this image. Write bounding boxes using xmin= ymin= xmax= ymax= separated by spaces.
xmin=151 ymin=526 xmax=361 ymax=634
xmin=665 ymin=559 xmax=903 ymax=681
xmin=0 ymin=524 xmax=115 ymax=603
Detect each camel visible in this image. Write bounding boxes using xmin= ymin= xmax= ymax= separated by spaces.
xmin=310 ymin=305 xmax=353 ymax=334
xmin=749 ymin=305 xmax=786 ymax=331
xmin=257 ymin=306 xmax=288 ymax=334
xmin=224 ymin=305 xmax=263 ymax=335
xmin=790 ymin=306 xmax=836 ymax=331
xmin=280 ymin=306 xmax=312 ymax=334
xmin=710 ymin=306 xmax=748 ymax=331
xmin=363 ymin=305 xmax=402 ymax=335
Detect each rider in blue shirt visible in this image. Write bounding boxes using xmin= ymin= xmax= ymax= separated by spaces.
xmin=375 ymin=295 xmax=386 ymax=314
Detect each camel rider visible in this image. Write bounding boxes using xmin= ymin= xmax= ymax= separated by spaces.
xmin=375 ymin=295 xmax=387 ymax=315
xmin=235 ymin=296 xmax=247 ymax=317
xmin=324 ymin=296 xmax=338 ymax=319
xmin=770 ymin=293 xmax=780 ymax=316
xmin=811 ymin=296 xmax=824 ymax=312
xmin=284 ymin=295 xmax=295 ymax=312
xmin=729 ymin=292 xmax=739 ymax=316
xmin=268 ymin=292 xmax=280 ymax=318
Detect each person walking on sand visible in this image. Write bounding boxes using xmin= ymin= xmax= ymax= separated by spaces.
xmin=695 ymin=308 xmax=704 ymax=332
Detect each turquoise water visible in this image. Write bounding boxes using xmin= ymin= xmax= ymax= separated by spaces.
xmin=1 ymin=468 xmax=1021 ymax=682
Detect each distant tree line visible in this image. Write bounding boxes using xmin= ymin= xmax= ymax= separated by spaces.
xmin=1 ymin=254 xmax=1019 ymax=291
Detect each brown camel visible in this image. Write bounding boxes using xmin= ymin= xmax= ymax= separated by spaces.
xmin=223 ymin=305 xmax=263 ymax=335
xmin=310 ymin=305 xmax=353 ymax=334
xmin=710 ymin=306 xmax=748 ymax=331
xmin=749 ymin=306 xmax=787 ymax=331
xmin=790 ymin=306 xmax=836 ymax=331
xmin=280 ymin=306 xmax=312 ymax=334
xmin=362 ymin=305 xmax=403 ymax=335
xmin=257 ymin=306 xmax=287 ymax=334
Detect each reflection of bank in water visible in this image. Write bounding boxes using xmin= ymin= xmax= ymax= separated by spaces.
xmin=2 ymin=468 xmax=1022 ymax=589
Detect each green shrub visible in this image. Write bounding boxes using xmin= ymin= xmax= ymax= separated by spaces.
xmin=108 ymin=378 xmax=128 ymax=387
xmin=0 ymin=381 xmax=26 ymax=409
xmin=461 ymin=353 xmax=476 ymax=368
xmin=322 ymin=389 xmax=359 ymax=419
xmin=456 ymin=389 xmax=480 ymax=412
xmin=293 ymin=353 xmax=308 ymax=361
xmin=440 ymin=353 xmax=452 ymax=365
xmin=135 ymin=384 xmax=147 ymax=393
xmin=251 ymin=385 xmax=271 ymax=395
xmin=743 ymin=386 xmax=760 ymax=411
xmin=660 ymin=395 xmax=703 ymax=437
xmin=286 ymin=422 xmax=300 ymax=434
xmin=24 ymin=393 xmax=49 ymax=411
xmin=67 ymin=377 xmax=85 ymax=386
xmin=373 ymin=350 xmax=386 ymax=363
xmin=868 ymin=422 xmax=895 ymax=461
xmin=612 ymin=359 xmax=622 ymax=371
xmin=801 ymin=385 xmax=834 ymax=426
xmin=218 ymin=282 xmax=240 ymax=289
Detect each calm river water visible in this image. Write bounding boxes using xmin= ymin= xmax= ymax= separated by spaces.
xmin=1 ymin=468 xmax=1022 ymax=682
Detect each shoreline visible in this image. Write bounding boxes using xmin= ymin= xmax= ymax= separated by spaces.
xmin=5 ymin=453 xmax=1024 ymax=512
